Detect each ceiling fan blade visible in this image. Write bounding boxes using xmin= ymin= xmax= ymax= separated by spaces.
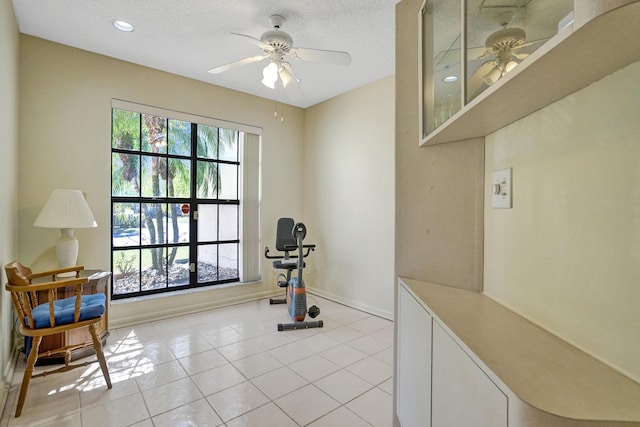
xmin=468 ymin=46 xmax=487 ymax=60
xmin=514 ymin=36 xmax=550 ymax=51
xmin=278 ymin=62 xmax=303 ymax=101
xmin=289 ymin=47 xmax=351 ymax=66
xmin=467 ymin=60 xmax=497 ymax=100
xmin=479 ymin=47 xmax=497 ymax=59
xmin=208 ymin=54 xmax=269 ymax=74
xmin=513 ymin=52 xmax=529 ymax=60
xmin=231 ymin=33 xmax=273 ymax=51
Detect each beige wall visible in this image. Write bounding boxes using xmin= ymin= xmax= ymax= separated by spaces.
xmin=303 ymin=76 xmax=396 ymax=318
xmin=18 ymin=35 xmax=306 ymax=326
xmin=394 ymin=2 xmax=484 ymax=424
xmin=0 ymin=0 xmax=20 ymax=411
xmin=395 ymin=0 xmax=485 ymax=292
xmin=484 ymin=59 xmax=640 ymax=383
xmin=16 ymin=34 xmax=396 ymax=327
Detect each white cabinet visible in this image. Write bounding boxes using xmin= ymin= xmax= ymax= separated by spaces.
xmin=397 ymin=281 xmax=507 ymax=427
xmin=397 ymin=285 xmax=432 ymax=427
xmin=431 ymin=322 xmax=507 ymax=427
xmin=395 ymin=278 xmax=640 ymax=426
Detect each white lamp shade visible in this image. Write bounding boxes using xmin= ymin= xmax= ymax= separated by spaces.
xmin=34 ymin=189 xmax=97 ymax=229
xmin=34 ymin=189 xmax=97 ymax=271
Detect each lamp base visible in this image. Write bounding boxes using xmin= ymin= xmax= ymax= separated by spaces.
xmin=56 ymin=228 xmax=78 ymax=276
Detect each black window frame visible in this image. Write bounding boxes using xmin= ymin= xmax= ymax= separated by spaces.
xmin=110 ymin=108 xmax=241 ymax=300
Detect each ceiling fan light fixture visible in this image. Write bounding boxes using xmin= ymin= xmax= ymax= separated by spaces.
xmin=208 ymin=14 xmax=351 ymax=101
xmin=504 ymin=60 xmax=518 ymax=73
xmin=112 ymin=20 xmax=134 ymax=32
xmin=485 ymin=26 xmax=525 ymax=49
xmin=279 ymin=63 xmax=294 ymax=88
xmin=261 ymin=62 xmax=278 ymax=89
xmin=483 ymin=64 xmax=502 ymax=86
xmin=261 ymin=30 xmax=293 ymax=50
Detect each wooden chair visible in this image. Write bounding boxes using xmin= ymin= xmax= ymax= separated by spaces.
xmin=4 ymin=261 xmax=112 ymax=417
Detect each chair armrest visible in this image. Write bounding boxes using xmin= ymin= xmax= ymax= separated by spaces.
xmin=28 ymin=265 xmax=85 ymax=280
xmin=6 ymin=277 xmax=88 ymax=293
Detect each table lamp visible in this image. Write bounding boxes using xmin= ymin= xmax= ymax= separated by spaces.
xmin=33 ymin=189 xmax=97 ymax=271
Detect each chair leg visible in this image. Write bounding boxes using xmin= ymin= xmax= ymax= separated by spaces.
xmin=15 ymin=336 xmax=42 ymax=417
xmin=89 ymin=324 xmax=112 ymax=389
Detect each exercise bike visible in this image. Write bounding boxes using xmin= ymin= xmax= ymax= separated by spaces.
xmin=265 ymin=218 xmax=323 ymax=331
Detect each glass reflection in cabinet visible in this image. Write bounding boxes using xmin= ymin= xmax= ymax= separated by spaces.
xmin=465 ymin=0 xmax=573 ymax=103
xmin=420 ymin=0 xmax=574 ymax=141
xmin=421 ymin=0 xmax=462 ymax=138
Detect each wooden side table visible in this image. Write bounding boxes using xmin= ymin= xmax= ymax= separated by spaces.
xmin=32 ymin=270 xmax=111 ymax=364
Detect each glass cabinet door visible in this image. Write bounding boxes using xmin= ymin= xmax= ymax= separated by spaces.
xmin=465 ymin=0 xmax=573 ymax=103
xmin=420 ymin=0 xmax=574 ymax=141
xmin=421 ymin=0 xmax=462 ymax=139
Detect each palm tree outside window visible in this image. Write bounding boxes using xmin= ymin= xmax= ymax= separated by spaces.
xmin=110 ymin=105 xmax=244 ymax=299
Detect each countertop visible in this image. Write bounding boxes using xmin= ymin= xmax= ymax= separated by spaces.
xmin=400 ymin=277 xmax=640 ymax=422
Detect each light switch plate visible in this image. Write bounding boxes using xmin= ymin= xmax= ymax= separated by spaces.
xmin=492 ymin=168 xmax=512 ymax=209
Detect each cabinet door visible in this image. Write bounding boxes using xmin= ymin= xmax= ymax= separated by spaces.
xmin=397 ymin=284 xmax=432 ymax=427
xmin=432 ymin=322 xmax=507 ymax=427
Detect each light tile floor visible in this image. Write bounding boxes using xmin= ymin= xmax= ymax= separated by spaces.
xmin=1 ymin=294 xmax=394 ymax=426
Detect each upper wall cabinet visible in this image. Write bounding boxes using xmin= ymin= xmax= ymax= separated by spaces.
xmin=420 ymin=0 xmax=640 ymax=146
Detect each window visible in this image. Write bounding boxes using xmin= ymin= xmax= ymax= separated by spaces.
xmin=110 ymin=100 xmax=261 ymax=299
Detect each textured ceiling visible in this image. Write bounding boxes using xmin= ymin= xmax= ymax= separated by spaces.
xmin=11 ymin=0 xmax=399 ymax=108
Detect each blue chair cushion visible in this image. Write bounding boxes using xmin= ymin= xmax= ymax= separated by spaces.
xmin=29 ymin=294 xmax=106 ymax=329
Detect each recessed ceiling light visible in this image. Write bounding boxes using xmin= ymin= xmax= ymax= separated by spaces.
xmin=443 ymin=75 xmax=458 ymax=83
xmin=113 ymin=20 xmax=134 ymax=32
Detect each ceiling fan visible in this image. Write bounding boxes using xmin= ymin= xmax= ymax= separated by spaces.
xmin=208 ymin=15 xmax=352 ymax=100
xmin=468 ymin=12 xmax=543 ymax=96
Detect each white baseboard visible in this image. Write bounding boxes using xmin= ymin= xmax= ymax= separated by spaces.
xmin=109 ymin=282 xmax=393 ymax=329
xmin=110 ymin=288 xmax=281 ymax=329
xmin=307 ymin=286 xmax=394 ymax=321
